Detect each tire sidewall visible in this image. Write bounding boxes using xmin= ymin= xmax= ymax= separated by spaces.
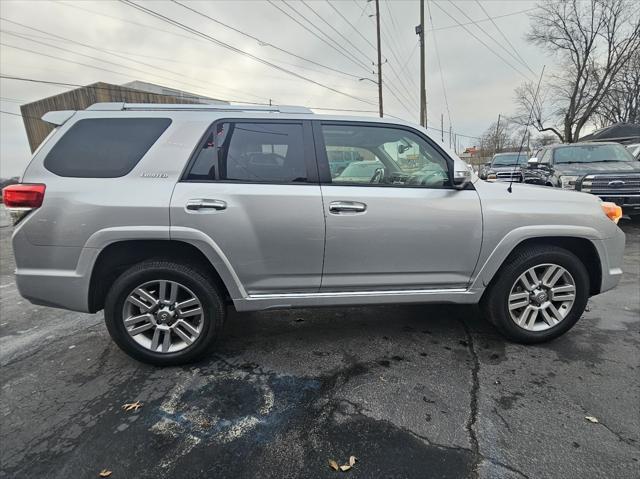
xmin=490 ymin=249 xmax=589 ymax=343
xmin=105 ymin=262 xmax=224 ymax=365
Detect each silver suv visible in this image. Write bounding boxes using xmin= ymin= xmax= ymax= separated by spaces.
xmin=3 ymin=103 xmax=626 ymax=365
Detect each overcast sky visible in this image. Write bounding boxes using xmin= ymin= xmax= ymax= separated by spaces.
xmin=0 ymin=0 xmax=550 ymax=178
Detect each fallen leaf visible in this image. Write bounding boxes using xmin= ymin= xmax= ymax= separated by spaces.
xmin=349 ymin=456 xmax=357 ymax=467
xmin=339 ymin=464 xmax=352 ymax=472
xmin=98 ymin=469 xmax=112 ymax=477
xmin=328 ymin=459 xmax=339 ymax=471
xmin=585 ymin=416 xmax=599 ymax=423
xmin=122 ymin=401 xmax=143 ymax=412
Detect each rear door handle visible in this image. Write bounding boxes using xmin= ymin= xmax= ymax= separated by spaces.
xmin=185 ymin=199 xmax=227 ymax=212
xmin=329 ymin=201 xmax=367 ymax=214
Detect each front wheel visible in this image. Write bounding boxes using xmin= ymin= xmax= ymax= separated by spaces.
xmin=104 ymin=260 xmax=225 ymax=365
xmin=482 ymin=245 xmax=589 ymax=343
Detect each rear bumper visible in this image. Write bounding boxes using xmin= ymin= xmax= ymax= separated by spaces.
xmin=12 ymin=228 xmax=96 ymax=313
xmin=16 ymin=270 xmax=90 ymax=312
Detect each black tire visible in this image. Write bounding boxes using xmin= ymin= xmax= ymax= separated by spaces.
xmin=104 ymin=260 xmax=225 ymax=365
xmin=482 ymin=245 xmax=589 ymax=344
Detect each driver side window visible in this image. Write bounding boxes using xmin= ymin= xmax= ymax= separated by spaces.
xmin=320 ymin=124 xmax=451 ymax=188
xmin=539 ymin=149 xmax=552 ymax=164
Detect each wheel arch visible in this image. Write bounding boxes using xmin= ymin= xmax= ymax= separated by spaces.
xmin=474 ymin=235 xmax=602 ymax=298
xmin=88 ymin=239 xmax=238 ymax=313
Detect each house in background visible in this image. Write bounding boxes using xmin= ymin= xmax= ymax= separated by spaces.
xmin=20 ymin=81 xmax=228 ymax=152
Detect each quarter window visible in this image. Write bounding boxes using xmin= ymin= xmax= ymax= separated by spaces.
xmin=320 ymin=124 xmax=450 ymax=188
xmin=186 ymin=122 xmax=308 ymax=183
xmin=44 ymin=118 xmax=171 ymax=178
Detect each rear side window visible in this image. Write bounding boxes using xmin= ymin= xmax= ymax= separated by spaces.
xmin=44 ymin=118 xmax=171 ymax=178
xmin=186 ymin=122 xmax=308 ymax=183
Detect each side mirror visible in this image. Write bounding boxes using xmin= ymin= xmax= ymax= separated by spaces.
xmin=452 ymin=168 xmax=472 ymax=189
xmin=527 ymin=157 xmax=539 ymax=168
xmin=397 ymin=144 xmax=410 ymax=154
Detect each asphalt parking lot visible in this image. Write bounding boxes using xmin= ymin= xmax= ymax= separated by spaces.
xmin=1 ymin=212 xmax=638 ymax=479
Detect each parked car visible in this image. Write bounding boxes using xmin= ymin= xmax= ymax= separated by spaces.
xmin=327 ymin=149 xmax=363 ymax=177
xmin=3 ymin=103 xmax=625 ymax=365
xmin=479 ymin=152 xmax=529 ymax=182
xmin=524 ymin=142 xmax=640 ymax=216
xmin=334 ymin=160 xmax=384 ymax=183
xmin=626 ymin=143 xmax=640 ymax=160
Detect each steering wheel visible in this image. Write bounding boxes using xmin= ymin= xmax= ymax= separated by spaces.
xmin=370 ymin=167 xmax=385 ymax=184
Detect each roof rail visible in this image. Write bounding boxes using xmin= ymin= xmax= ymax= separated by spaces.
xmin=85 ymin=102 xmax=313 ymax=114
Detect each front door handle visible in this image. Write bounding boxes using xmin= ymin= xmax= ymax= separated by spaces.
xmin=329 ymin=201 xmax=367 ymax=214
xmin=186 ymin=199 xmax=227 ymax=212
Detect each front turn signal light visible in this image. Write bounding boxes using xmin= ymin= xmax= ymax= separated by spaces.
xmin=601 ymin=201 xmax=622 ymax=224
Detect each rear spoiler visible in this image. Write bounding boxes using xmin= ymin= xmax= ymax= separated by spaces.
xmin=41 ymin=110 xmax=76 ymax=126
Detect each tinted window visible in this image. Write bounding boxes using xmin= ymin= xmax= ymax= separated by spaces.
xmin=186 ymin=122 xmax=307 ymax=182
xmin=321 ymin=124 xmax=450 ymax=188
xmin=491 ymin=153 xmax=528 ymax=166
xmin=44 ymin=118 xmax=171 ymax=178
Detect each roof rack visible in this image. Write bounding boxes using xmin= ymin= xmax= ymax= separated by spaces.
xmin=85 ymin=102 xmax=313 ymax=114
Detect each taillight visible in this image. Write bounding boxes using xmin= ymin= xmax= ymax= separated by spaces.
xmin=2 ymin=183 xmax=46 ymax=225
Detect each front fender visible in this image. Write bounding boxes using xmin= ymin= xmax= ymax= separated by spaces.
xmin=469 ymin=225 xmax=605 ymax=291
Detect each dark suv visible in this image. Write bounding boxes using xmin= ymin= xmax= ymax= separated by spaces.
xmin=479 ymin=152 xmax=529 ymax=182
xmin=525 ymin=142 xmax=640 ymax=216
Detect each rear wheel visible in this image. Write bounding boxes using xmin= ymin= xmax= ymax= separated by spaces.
xmin=104 ymin=260 xmax=225 ymax=365
xmin=482 ymin=245 xmax=589 ymax=343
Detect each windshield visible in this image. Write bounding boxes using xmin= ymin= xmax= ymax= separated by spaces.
xmin=554 ymin=144 xmax=634 ymax=164
xmin=491 ymin=153 xmax=528 ymax=166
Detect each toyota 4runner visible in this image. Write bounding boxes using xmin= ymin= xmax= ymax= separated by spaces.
xmin=3 ymin=103 xmax=626 ymax=365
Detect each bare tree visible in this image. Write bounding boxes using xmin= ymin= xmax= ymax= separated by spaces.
xmin=594 ymin=51 xmax=640 ymax=126
xmin=516 ymin=0 xmax=640 ymax=142
xmin=479 ymin=119 xmax=521 ymax=156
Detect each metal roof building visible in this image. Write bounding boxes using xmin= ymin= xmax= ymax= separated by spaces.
xmin=20 ymin=81 xmax=227 ymax=152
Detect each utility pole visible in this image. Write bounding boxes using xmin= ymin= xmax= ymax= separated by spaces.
xmin=374 ymin=0 xmax=383 ymax=118
xmin=416 ymin=0 xmax=426 ymax=127
xmin=494 ymin=114 xmax=501 ymax=154
xmin=441 ymin=113 xmax=444 ymax=142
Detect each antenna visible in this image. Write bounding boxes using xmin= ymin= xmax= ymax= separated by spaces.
xmin=508 ymin=65 xmax=545 ymax=193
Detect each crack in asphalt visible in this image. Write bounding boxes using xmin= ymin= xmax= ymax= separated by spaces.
xmin=460 ymin=319 xmax=481 ymax=479
xmin=574 ymin=402 xmax=640 ymax=451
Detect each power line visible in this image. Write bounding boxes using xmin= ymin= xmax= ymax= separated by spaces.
xmin=1 ymin=42 xmax=144 ymax=81
xmin=0 ymin=97 xmax=25 ymax=103
xmin=474 ymin=1 xmax=536 ymax=76
xmin=325 ymin=0 xmax=376 ymax=52
xmin=0 ymin=74 xmax=270 ymax=105
xmin=1 ymin=29 xmax=216 ymax=97
xmin=427 ymin=8 xmax=537 ymax=32
xmin=1 ymin=74 xmax=483 ymax=139
xmin=363 ymin=1 xmax=420 ymax=105
xmin=169 ymin=0 xmax=364 ymax=80
xmin=119 ymin=0 xmax=377 ymax=106
xmin=1 ymin=110 xmax=23 ymax=117
xmin=0 ymin=17 xmax=268 ymax=102
xmin=426 ymin=2 xmax=452 ymax=133
xmin=432 ymin=2 xmax=533 ymax=82
xmin=267 ymin=0 xmax=372 ymax=74
xmin=0 ymin=74 xmax=390 ymax=116
xmin=284 ymin=0 xmax=372 ymax=72
xmin=445 ymin=1 xmax=536 ymax=77
xmin=300 ymin=0 xmax=373 ymax=64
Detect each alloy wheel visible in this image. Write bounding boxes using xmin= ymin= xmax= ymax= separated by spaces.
xmin=122 ymin=280 xmax=204 ymax=353
xmin=508 ymin=263 xmax=576 ymax=331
